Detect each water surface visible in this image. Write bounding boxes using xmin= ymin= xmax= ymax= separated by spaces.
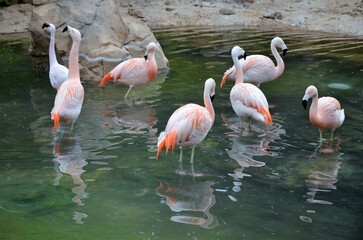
xmin=0 ymin=28 xmax=362 ymax=240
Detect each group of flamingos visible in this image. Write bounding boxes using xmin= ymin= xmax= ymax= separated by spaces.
xmin=43 ymin=23 xmax=345 ymax=163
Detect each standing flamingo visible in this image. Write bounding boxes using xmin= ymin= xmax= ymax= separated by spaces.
xmin=51 ymin=26 xmax=84 ymax=133
xmin=156 ymin=78 xmax=216 ymax=164
xmin=42 ymin=22 xmax=69 ymax=90
xmin=221 ymin=37 xmax=288 ymax=87
xmin=302 ymin=85 xmax=345 ymax=141
xmin=221 ymin=46 xmax=272 ymax=129
xmin=99 ymin=42 xmax=158 ymax=98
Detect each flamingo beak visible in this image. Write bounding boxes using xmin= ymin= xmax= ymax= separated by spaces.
xmin=62 ymin=26 xmax=69 ymax=33
xmin=42 ymin=23 xmax=50 ymax=29
xmin=302 ymin=100 xmax=307 ymax=109
xmin=283 ymin=48 xmax=288 ymax=56
xmin=243 ymin=51 xmax=247 ymax=60
xmin=210 ymin=94 xmax=215 ymax=102
xmin=144 ymin=54 xmax=148 ymax=60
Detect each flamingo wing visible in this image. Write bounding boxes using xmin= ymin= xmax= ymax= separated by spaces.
xmin=230 ymin=83 xmax=272 ymax=125
xmin=242 ymin=55 xmax=275 ymax=85
xmin=111 ymin=58 xmax=148 ymax=85
xmin=157 ymin=104 xmax=213 ymax=158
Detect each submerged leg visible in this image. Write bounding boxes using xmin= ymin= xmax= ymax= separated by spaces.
xmin=190 ymin=146 xmax=195 ymax=164
xmin=319 ymin=129 xmax=323 ymax=142
xmin=124 ymin=85 xmax=134 ymax=99
xmin=179 ymin=146 xmax=183 ymax=163
xmin=330 ymin=130 xmax=335 ymax=141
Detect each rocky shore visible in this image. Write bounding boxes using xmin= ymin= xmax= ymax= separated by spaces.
xmin=1 ymin=0 xmax=362 ymax=37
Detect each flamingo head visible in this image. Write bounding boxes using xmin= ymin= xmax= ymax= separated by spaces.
xmin=144 ymin=42 xmax=157 ymax=60
xmin=302 ymin=85 xmax=318 ymax=109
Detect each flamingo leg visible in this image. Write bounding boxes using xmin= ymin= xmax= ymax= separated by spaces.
xmin=319 ymin=129 xmax=323 ymax=142
xmin=190 ymin=146 xmax=195 ymax=164
xmin=179 ymin=146 xmax=183 ymax=163
xmin=124 ymin=85 xmax=134 ymax=99
xmin=330 ymin=130 xmax=334 ymax=141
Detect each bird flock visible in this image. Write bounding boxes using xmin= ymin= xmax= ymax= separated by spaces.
xmin=42 ymin=23 xmax=345 ymax=163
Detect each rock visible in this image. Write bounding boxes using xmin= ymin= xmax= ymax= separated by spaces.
xmin=219 ymin=8 xmax=235 ymax=15
xmin=28 ymin=0 xmax=169 ymax=82
xmin=263 ymin=11 xmax=283 ymax=20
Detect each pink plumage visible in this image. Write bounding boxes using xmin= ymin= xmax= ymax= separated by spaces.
xmin=302 ymin=85 xmax=345 ymax=141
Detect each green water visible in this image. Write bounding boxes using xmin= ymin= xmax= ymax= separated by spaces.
xmin=0 ymin=28 xmax=362 ymax=240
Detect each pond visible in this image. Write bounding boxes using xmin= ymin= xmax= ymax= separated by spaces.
xmin=0 ymin=28 xmax=362 ymax=240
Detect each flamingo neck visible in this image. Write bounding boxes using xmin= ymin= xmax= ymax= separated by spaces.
xmin=49 ymin=32 xmax=57 ymax=67
xmin=147 ymin=52 xmax=157 ymax=80
xmin=271 ymin=41 xmax=285 ymax=79
xmin=233 ymin=55 xmax=244 ymax=85
xmin=309 ymin=94 xmax=319 ymax=122
xmin=68 ymin=38 xmax=80 ymax=80
xmin=204 ymin=90 xmax=215 ymax=124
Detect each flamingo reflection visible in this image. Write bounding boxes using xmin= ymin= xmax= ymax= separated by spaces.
xmin=222 ymin=113 xmax=285 ymax=180
xmin=156 ymin=180 xmax=219 ymax=229
xmin=52 ymin=134 xmax=88 ymax=206
xmin=304 ymin=139 xmax=342 ymax=205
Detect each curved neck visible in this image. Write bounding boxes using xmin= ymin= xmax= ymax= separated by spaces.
xmin=147 ymin=51 xmax=157 ymax=79
xmin=204 ymin=90 xmax=215 ymax=124
xmin=309 ymin=94 xmax=319 ymax=120
xmin=68 ymin=38 xmax=80 ymax=80
xmin=233 ymin=55 xmax=244 ymax=84
xmin=271 ymin=42 xmax=285 ymax=79
xmin=49 ymin=32 xmax=58 ymax=66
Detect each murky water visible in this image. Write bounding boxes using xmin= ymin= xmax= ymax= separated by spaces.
xmin=0 ymin=28 xmax=362 ymax=239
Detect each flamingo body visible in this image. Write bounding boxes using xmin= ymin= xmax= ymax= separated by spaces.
xmin=99 ymin=42 xmax=158 ymax=98
xmin=221 ymin=46 xmax=272 ymax=128
xmin=221 ymin=37 xmax=288 ymax=87
xmin=156 ymin=78 xmax=216 ymax=162
xmin=42 ymin=23 xmax=68 ymax=90
xmin=302 ymin=85 xmax=345 ymax=140
xmin=51 ymin=26 xmax=84 ymax=132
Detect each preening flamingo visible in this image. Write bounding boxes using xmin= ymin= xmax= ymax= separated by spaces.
xmin=51 ymin=26 xmax=84 ymax=133
xmin=99 ymin=42 xmax=158 ymax=98
xmin=221 ymin=46 xmax=272 ymax=129
xmin=42 ymin=22 xmax=69 ymax=90
xmin=302 ymin=85 xmax=345 ymax=141
xmin=221 ymin=37 xmax=288 ymax=87
xmin=156 ymin=78 xmax=216 ymax=163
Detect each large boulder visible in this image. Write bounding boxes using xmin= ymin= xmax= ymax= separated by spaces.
xmin=29 ymin=0 xmax=169 ymax=82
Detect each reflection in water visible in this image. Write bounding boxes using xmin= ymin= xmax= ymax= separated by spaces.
xmin=53 ymin=134 xmax=88 ymax=205
xmin=304 ymin=140 xmax=343 ymax=205
xmin=222 ymin=114 xmax=285 ymax=183
xmin=156 ymin=180 xmax=219 ymax=229
xmin=52 ymin=134 xmax=89 ymax=224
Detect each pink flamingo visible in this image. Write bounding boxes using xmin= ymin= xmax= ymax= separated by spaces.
xmin=302 ymin=85 xmax=345 ymax=141
xmin=221 ymin=37 xmax=288 ymax=87
xmin=42 ymin=22 xmax=68 ymax=90
xmin=99 ymin=42 xmax=158 ymax=98
xmin=51 ymin=26 xmax=84 ymax=133
xmin=221 ymin=46 xmax=272 ymax=129
xmin=156 ymin=78 xmax=216 ymax=163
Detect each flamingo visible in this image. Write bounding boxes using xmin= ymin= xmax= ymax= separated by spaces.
xmin=99 ymin=42 xmax=158 ymax=98
xmin=302 ymin=85 xmax=345 ymax=141
xmin=221 ymin=46 xmax=272 ymax=129
xmin=51 ymin=26 xmax=84 ymax=133
xmin=156 ymin=78 xmax=216 ymax=164
xmin=42 ymin=22 xmax=69 ymax=90
xmin=221 ymin=37 xmax=288 ymax=87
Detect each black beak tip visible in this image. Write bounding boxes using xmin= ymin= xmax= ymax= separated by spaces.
xmin=302 ymin=100 xmax=307 ymax=110
xmin=243 ymin=52 xmax=247 ymax=60
xmin=42 ymin=23 xmax=49 ymax=29
xmin=283 ymin=48 xmax=288 ymax=56
xmin=144 ymin=55 xmax=148 ymax=60
xmin=210 ymin=95 xmax=215 ymax=102
xmin=62 ymin=26 xmax=68 ymax=33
